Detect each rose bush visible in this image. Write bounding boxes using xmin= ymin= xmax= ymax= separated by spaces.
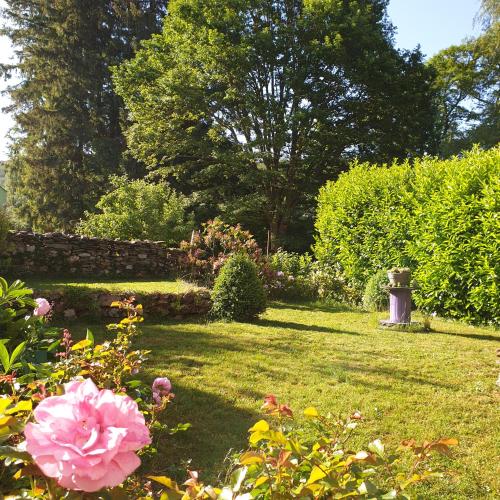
xmin=33 ymin=297 xmax=51 ymax=317
xmin=0 ymin=280 xmax=178 ymax=497
xmin=152 ymin=377 xmax=173 ymax=406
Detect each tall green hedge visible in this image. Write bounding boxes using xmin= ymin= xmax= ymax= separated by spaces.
xmin=314 ymin=147 xmax=499 ymax=325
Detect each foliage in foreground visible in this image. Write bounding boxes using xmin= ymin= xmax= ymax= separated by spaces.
xmin=153 ymin=396 xmax=457 ymax=499
xmin=315 ymin=147 xmax=500 ymax=325
xmin=77 ymin=176 xmax=193 ymax=244
xmin=211 ymin=253 xmax=267 ymax=321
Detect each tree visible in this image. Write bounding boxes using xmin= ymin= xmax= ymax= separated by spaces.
xmin=429 ymin=0 xmax=499 ymax=156
xmin=113 ymin=0 xmax=436 ymax=248
xmin=76 ymin=176 xmax=192 ymax=244
xmin=1 ymin=0 xmax=168 ymax=231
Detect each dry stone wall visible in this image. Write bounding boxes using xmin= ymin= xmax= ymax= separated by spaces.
xmin=34 ymin=288 xmax=212 ymax=320
xmin=4 ymin=231 xmax=186 ymax=277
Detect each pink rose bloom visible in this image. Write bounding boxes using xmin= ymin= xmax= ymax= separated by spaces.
xmin=33 ymin=298 xmax=51 ymax=316
xmin=24 ymin=379 xmax=151 ymax=492
xmin=152 ymin=377 xmax=172 ymax=405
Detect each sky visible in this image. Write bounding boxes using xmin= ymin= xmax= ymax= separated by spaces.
xmin=0 ymin=0 xmax=483 ymax=161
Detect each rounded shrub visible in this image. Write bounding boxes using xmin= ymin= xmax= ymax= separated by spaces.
xmin=211 ymin=253 xmax=266 ymax=321
xmin=77 ymin=176 xmax=192 ymax=244
xmin=363 ymin=269 xmax=390 ymax=311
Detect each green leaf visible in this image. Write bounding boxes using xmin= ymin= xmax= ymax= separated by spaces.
xmin=47 ymin=339 xmax=62 ymax=352
xmin=0 ymin=342 xmax=10 ymax=373
xmin=86 ymin=329 xmax=94 ymax=346
xmin=231 ymin=466 xmax=247 ymax=492
xmin=9 ymin=341 xmax=26 ymax=367
xmin=368 ymin=438 xmax=385 ymax=457
xmin=358 ymin=480 xmax=379 ymax=496
xmin=0 ymin=445 xmax=31 ymax=461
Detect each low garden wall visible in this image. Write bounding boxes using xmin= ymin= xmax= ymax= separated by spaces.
xmin=35 ymin=288 xmax=212 ymax=320
xmin=4 ymin=231 xmax=186 ymax=277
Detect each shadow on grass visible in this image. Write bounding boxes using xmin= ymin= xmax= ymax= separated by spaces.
xmin=270 ymin=301 xmax=358 ymax=314
xmin=425 ymin=330 xmax=500 ymax=342
xmin=313 ymin=360 xmax=457 ymax=390
xmin=254 ymin=317 xmax=360 ymax=335
xmin=147 ymin=382 xmax=257 ymax=482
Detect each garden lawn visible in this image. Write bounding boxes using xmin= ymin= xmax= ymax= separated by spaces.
xmin=23 ymin=277 xmax=195 ymax=294
xmin=69 ymin=302 xmax=499 ymax=498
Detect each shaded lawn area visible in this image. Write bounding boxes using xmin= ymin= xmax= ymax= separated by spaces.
xmin=67 ymin=303 xmax=499 ymax=498
xmin=19 ymin=277 xmax=196 ymax=294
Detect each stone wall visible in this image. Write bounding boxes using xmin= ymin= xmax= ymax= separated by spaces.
xmin=4 ymin=231 xmax=186 ymax=277
xmin=35 ymin=288 xmax=212 ymax=320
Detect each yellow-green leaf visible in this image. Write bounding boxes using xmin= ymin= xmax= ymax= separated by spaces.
xmin=307 ymin=465 xmax=327 ymax=485
xmin=6 ymin=400 xmax=32 ymax=414
xmin=239 ymin=451 xmax=264 ymax=465
xmin=0 ymin=398 xmax=12 ymax=414
xmin=249 ymin=431 xmax=268 ymax=445
xmin=254 ymin=476 xmax=269 ymax=488
xmin=0 ymin=415 xmax=16 ymax=427
xmin=146 ymin=476 xmax=180 ymax=492
xmin=71 ymin=339 xmax=92 ymax=351
xmin=248 ymin=419 xmax=269 ymax=433
xmin=304 ymin=406 xmax=319 ymax=418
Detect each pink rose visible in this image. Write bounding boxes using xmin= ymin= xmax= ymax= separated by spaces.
xmin=152 ymin=377 xmax=172 ymax=405
xmin=33 ymin=298 xmax=51 ymax=316
xmin=24 ymin=379 xmax=151 ymax=492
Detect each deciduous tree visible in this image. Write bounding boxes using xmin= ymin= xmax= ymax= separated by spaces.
xmin=114 ymin=0 xmax=436 ymax=248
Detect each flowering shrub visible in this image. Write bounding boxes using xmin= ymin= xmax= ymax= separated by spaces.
xmin=180 ymin=218 xmax=262 ymax=286
xmin=310 ymin=262 xmax=362 ymax=305
xmin=0 ymin=282 xmax=177 ymax=497
xmin=263 ymin=249 xmax=316 ymax=299
xmin=150 ymin=396 xmax=457 ymax=499
xmin=262 ymin=252 xmax=360 ymax=304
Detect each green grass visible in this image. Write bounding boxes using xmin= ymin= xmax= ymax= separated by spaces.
xmin=65 ymin=302 xmax=500 ymax=498
xmin=23 ymin=277 xmax=196 ymax=294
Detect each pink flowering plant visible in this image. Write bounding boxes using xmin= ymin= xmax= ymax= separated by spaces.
xmin=180 ymin=218 xmax=263 ymax=286
xmin=0 ymin=292 xmax=178 ymax=498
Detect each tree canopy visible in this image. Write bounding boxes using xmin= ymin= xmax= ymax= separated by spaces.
xmin=429 ymin=0 xmax=499 ymax=156
xmin=114 ymin=0 xmax=436 ymax=247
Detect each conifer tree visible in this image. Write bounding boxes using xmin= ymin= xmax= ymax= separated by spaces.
xmin=1 ymin=0 xmax=167 ymax=231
